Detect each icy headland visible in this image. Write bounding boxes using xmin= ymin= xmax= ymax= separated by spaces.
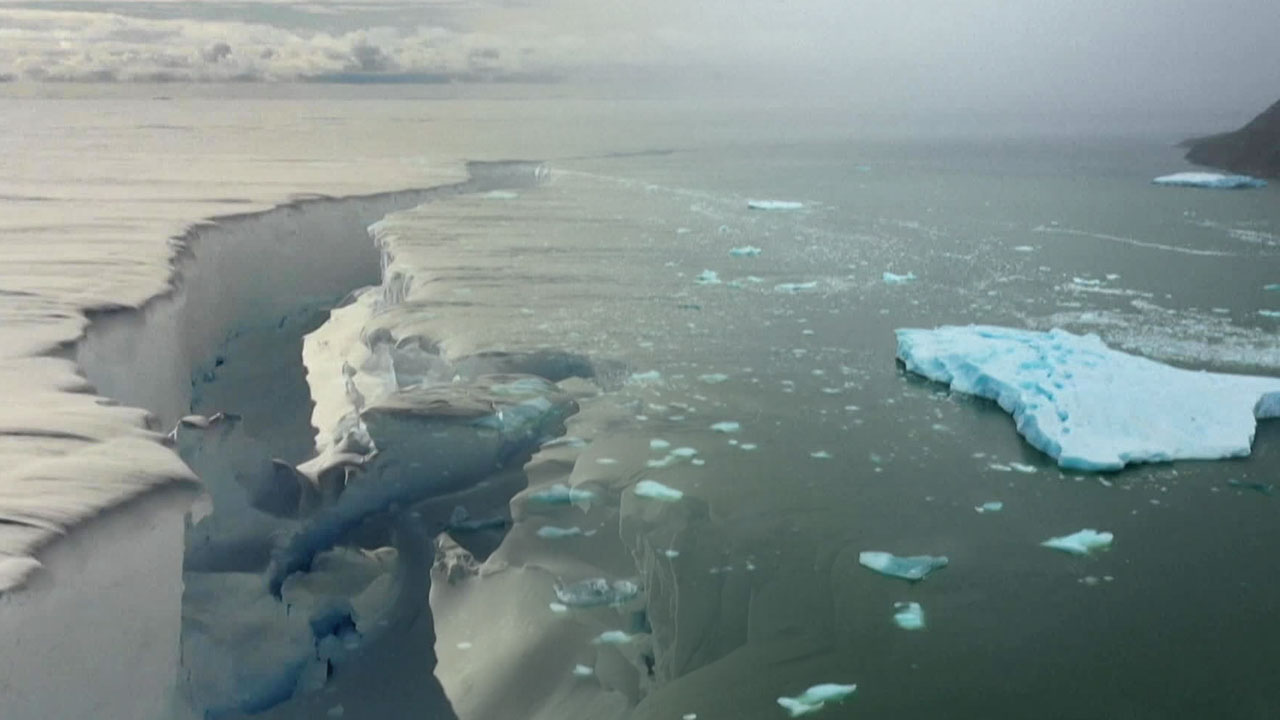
xmin=896 ymin=326 xmax=1280 ymax=471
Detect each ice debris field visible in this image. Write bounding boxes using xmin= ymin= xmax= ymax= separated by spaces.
xmin=895 ymin=326 xmax=1280 ymax=471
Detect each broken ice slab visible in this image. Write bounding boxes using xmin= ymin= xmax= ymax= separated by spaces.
xmin=859 ymin=551 xmax=949 ymax=581
xmin=554 ymin=577 xmax=641 ymax=608
xmin=635 ymin=479 xmax=684 ymax=501
xmin=710 ymin=421 xmax=741 ymax=433
xmin=748 ymin=200 xmax=804 ymax=211
xmin=893 ymin=601 xmax=925 ymax=630
xmin=698 ymin=373 xmax=730 ymax=384
xmin=774 ymin=281 xmax=819 ymax=294
xmin=536 ymin=525 xmax=586 ymax=539
xmin=1152 ymin=172 xmax=1267 ymax=189
xmin=1040 ymin=529 xmax=1113 ymax=556
xmin=571 ymin=664 xmax=594 ymax=677
xmin=592 ymin=630 xmax=634 ymax=645
xmin=776 ymin=683 xmax=857 ymax=717
xmin=974 ymin=501 xmax=1004 ymax=514
xmin=729 ymin=245 xmax=763 ymax=256
xmin=882 ymin=271 xmax=916 ymax=285
xmin=895 ymin=325 xmax=1280 ymax=471
xmin=527 ymin=483 xmax=597 ymax=505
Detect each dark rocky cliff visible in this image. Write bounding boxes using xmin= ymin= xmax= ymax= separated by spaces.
xmin=1183 ymin=99 xmax=1280 ymax=178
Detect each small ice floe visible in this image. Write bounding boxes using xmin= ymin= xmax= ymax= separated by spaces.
xmin=691 ymin=458 xmax=706 ymax=466
xmin=627 ymin=370 xmax=663 ymax=385
xmin=1013 ymin=245 xmax=1036 ymax=252
xmin=740 ymin=443 xmax=758 ymax=451
xmin=1152 ymin=172 xmax=1267 ymax=189
xmin=730 ymin=245 xmax=763 ymax=257
xmin=859 ymin=551 xmax=949 ymax=581
xmin=809 ymin=450 xmax=832 ymax=459
xmin=711 ymin=421 xmax=741 ymax=433
xmin=699 ymin=373 xmax=730 ymax=384
xmin=456 ymin=642 xmax=473 ymax=650
xmin=663 ymin=549 xmax=681 ymax=558
xmin=527 ymin=483 xmax=596 ymax=505
xmin=776 ymin=683 xmax=857 ymax=717
xmin=592 ymin=630 xmax=633 ymax=646
xmin=555 ymin=578 xmax=641 ymax=608
xmin=537 ymin=525 xmax=586 ymax=539
xmin=988 ymin=463 xmax=1013 ymax=472
xmin=892 ymin=601 xmax=926 ymax=630
xmin=1040 ymin=529 xmax=1113 ymax=556
xmin=696 ymin=269 xmax=722 ymax=285
xmin=1227 ymin=478 xmax=1275 ymax=496
xmin=596 ymin=457 xmax=619 ymax=465
xmin=1009 ymin=463 xmax=1037 ymax=474
xmin=672 ymin=447 xmax=699 ymax=458
xmin=650 ymin=438 xmax=672 ymax=450
xmin=683 ymin=714 xmax=697 ymax=720
xmin=748 ymin=200 xmax=804 ymax=211
xmin=1265 ymin=283 xmax=1280 ymax=291
xmin=549 ymin=602 xmax=569 ymax=614
xmin=883 ymin=271 xmax=917 ymax=285
xmin=635 ymin=479 xmax=684 ymax=501
xmin=1261 ymin=310 xmax=1280 ymax=318
xmin=483 ymin=190 xmax=519 ymax=199
xmin=975 ymin=501 xmax=1004 ymax=514
xmin=572 ymin=664 xmax=594 ymax=677
xmin=775 ymin=281 xmax=820 ymax=294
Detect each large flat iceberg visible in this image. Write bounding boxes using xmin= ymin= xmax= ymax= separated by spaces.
xmin=1152 ymin=172 xmax=1267 ymax=189
xmin=895 ymin=326 xmax=1280 ymax=471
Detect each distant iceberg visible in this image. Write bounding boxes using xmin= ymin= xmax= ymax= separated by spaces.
xmin=1152 ymin=172 xmax=1267 ymax=189
xmin=895 ymin=325 xmax=1280 ymax=471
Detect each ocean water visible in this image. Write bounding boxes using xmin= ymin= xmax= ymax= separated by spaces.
xmin=3 ymin=86 xmax=1278 ymax=719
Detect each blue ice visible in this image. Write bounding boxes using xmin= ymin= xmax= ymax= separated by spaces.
xmin=776 ymin=683 xmax=857 ymax=716
xmin=895 ymin=325 xmax=1280 ymax=471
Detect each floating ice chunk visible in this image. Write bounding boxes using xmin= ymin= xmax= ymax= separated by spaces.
xmin=483 ymin=190 xmax=519 ymax=199
xmin=549 ymin=602 xmax=569 ymax=614
xmin=650 ymin=438 xmax=672 ymax=450
xmin=699 ymin=373 xmax=730 ymax=384
xmin=740 ymin=443 xmax=758 ymax=450
xmin=895 ymin=325 xmax=1280 ymax=471
xmin=664 ymin=549 xmax=681 ymax=558
xmin=1152 ymin=172 xmax=1267 ymax=189
xmin=635 ymin=479 xmax=684 ymax=502
xmin=883 ymin=271 xmax=917 ymax=285
xmin=730 ymin=245 xmax=763 ymax=257
xmin=572 ymin=664 xmax=595 ymax=677
xmin=628 ymin=370 xmax=663 ymax=384
xmin=592 ymin=630 xmax=634 ymax=645
xmin=1261 ymin=310 xmax=1280 ymax=318
xmin=710 ymin=421 xmax=741 ymax=433
xmin=683 ymin=714 xmax=697 ymax=720
xmin=555 ymin=578 xmax=641 ymax=608
xmin=809 ymin=450 xmax=832 ymax=459
xmin=775 ymin=281 xmax=820 ymax=294
xmin=596 ymin=457 xmax=618 ymax=465
xmin=1009 ymin=463 xmax=1037 ymax=474
xmin=748 ymin=200 xmax=804 ymax=211
xmin=527 ymin=483 xmax=596 ymax=505
xmin=671 ymin=447 xmax=699 ymax=457
xmin=1013 ymin=245 xmax=1036 ymax=252
xmin=859 ymin=551 xmax=949 ymax=581
xmin=776 ymin=683 xmax=857 ymax=717
xmin=988 ymin=463 xmax=1012 ymax=472
xmin=1072 ymin=277 xmax=1103 ymax=286
xmin=1265 ymin=284 xmax=1280 ymax=291
xmin=1041 ymin=529 xmax=1113 ymax=556
xmin=456 ymin=641 xmax=473 ymax=650
xmin=975 ymin=501 xmax=1004 ymax=513
xmin=893 ymin=601 xmax=926 ymax=630
xmin=696 ymin=269 xmax=722 ymax=285
xmin=537 ymin=525 xmax=585 ymax=539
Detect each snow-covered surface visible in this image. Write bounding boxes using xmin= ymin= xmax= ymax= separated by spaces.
xmin=895 ymin=326 xmax=1280 ymax=471
xmin=1152 ymin=172 xmax=1267 ymax=189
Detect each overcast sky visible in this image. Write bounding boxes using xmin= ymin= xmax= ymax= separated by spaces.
xmin=1 ymin=0 xmax=1277 ymax=116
